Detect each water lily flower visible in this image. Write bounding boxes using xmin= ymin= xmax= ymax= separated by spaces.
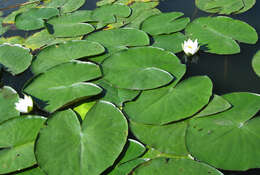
xmin=15 ymin=94 xmax=33 ymax=113
xmin=182 ymin=39 xmax=200 ymax=56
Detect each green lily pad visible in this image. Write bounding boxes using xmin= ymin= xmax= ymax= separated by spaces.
xmin=0 ymin=116 xmax=46 ymax=174
xmin=0 ymin=44 xmax=32 ymax=75
xmin=132 ymin=158 xmax=223 ymax=175
xmin=152 ymin=32 xmax=187 ymax=54
xmin=73 ymin=101 xmax=97 ymax=120
xmin=0 ymin=86 xmax=19 ymax=123
xmin=185 ymin=16 xmax=258 ymax=54
xmin=102 ymin=47 xmax=184 ymax=90
xmin=46 ymin=11 xmax=95 ymax=37
xmin=130 ymin=120 xmax=188 ymax=156
xmin=36 ymin=101 xmax=128 ymax=175
xmin=24 ymin=61 xmax=102 ymax=113
xmin=15 ymin=8 xmax=59 ymax=30
xmin=97 ymin=0 xmax=117 ymax=6
xmin=186 ymin=92 xmax=260 ymax=170
xmin=44 ymin=0 xmax=85 ymax=13
xmin=0 ymin=36 xmax=25 ymax=45
xmin=195 ymin=94 xmax=232 ymax=118
xmin=17 ymin=167 xmax=46 ymax=175
xmin=195 ymin=0 xmax=256 ymax=15
xmin=94 ymin=79 xmax=140 ymax=106
xmin=124 ymin=76 xmax=212 ymax=125
xmin=31 ymin=40 xmax=105 ymax=75
xmin=91 ymin=4 xmax=131 ymax=28
xmin=141 ymin=12 xmax=190 ymax=35
xmin=252 ymin=50 xmax=260 ymax=77
xmin=24 ymin=30 xmax=80 ymax=50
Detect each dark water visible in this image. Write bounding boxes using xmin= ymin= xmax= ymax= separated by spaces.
xmin=1 ymin=0 xmax=260 ymax=174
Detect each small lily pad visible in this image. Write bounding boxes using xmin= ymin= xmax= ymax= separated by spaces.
xmin=44 ymin=0 xmax=85 ymax=13
xmin=252 ymin=50 xmax=260 ymax=77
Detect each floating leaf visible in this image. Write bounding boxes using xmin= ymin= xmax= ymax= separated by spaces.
xmin=132 ymin=158 xmax=223 ymax=175
xmin=17 ymin=167 xmax=46 ymax=175
xmin=36 ymin=101 xmax=128 ymax=175
xmin=15 ymin=8 xmax=59 ymax=30
xmin=124 ymin=76 xmax=212 ymax=125
xmin=44 ymin=0 xmax=85 ymax=13
xmin=152 ymin=32 xmax=187 ymax=53
xmin=195 ymin=0 xmax=256 ymax=15
xmin=0 ymin=44 xmax=32 ymax=75
xmin=185 ymin=16 xmax=258 ymax=54
xmin=73 ymin=101 xmax=96 ymax=120
xmin=24 ymin=30 xmax=80 ymax=50
xmin=141 ymin=12 xmax=190 ymax=35
xmin=31 ymin=40 xmax=105 ymax=74
xmin=94 ymin=79 xmax=140 ymax=106
xmin=46 ymin=10 xmax=95 ymax=37
xmin=0 ymin=36 xmax=25 ymax=45
xmin=195 ymin=94 xmax=232 ymax=118
xmin=252 ymin=50 xmax=260 ymax=77
xmin=24 ymin=61 xmax=102 ymax=112
xmin=0 ymin=116 xmax=46 ymax=174
xmin=102 ymin=47 xmax=183 ymax=90
xmin=0 ymin=86 xmax=19 ymax=123
xmin=130 ymin=120 xmax=188 ymax=156
xmin=187 ymin=92 xmax=260 ymax=170
xmin=97 ymin=0 xmax=117 ymax=6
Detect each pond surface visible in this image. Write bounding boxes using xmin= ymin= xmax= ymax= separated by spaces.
xmin=1 ymin=0 xmax=260 ymax=174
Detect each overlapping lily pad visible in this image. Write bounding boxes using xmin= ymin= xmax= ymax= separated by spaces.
xmin=185 ymin=16 xmax=258 ymax=54
xmin=36 ymin=101 xmax=128 ymax=175
xmin=0 ymin=44 xmax=32 ymax=75
xmin=195 ymin=0 xmax=256 ymax=15
xmin=17 ymin=167 xmax=46 ymax=175
xmin=24 ymin=61 xmax=103 ymax=112
xmin=187 ymin=92 xmax=260 ymax=170
xmin=44 ymin=0 xmax=85 ymax=13
xmin=141 ymin=12 xmax=190 ymax=35
xmin=131 ymin=158 xmax=223 ymax=175
xmin=102 ymin=47 xmax=184 ymax=90
xmin=31 ymin=40 xmax=105 ymax=74
xmin=0 ymin=116 xmax=46 ymax=174
xmin=252 ymin=50 xmax=260 ymax=77
xmin=0 ymin=86 xmax=19 ymax=123
xmin=124 ymin=76 xmax=212 ymax=125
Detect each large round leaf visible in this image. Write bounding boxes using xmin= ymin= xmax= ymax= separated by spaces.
xmin=185 ymin=16 xmax=258 ymax=54
xmin=15 ymin=8 xmax=59 ymax=30
xmin=131 ymin=158 xmax=223 ymax=175
xmin=36 ymin=101 xmax=128 ymax=175
xmin=124 ymin=76 xmax=212 ymax=125
xmin=0 ymin=44 xmax=32 ymax=75
xmin=44 ymin=0 xmax=85 ymax=13
xmin=31 ymin=40 xmax=105 ymax=74
xmin=252 ymin=50 xmax=260 ymax=77
xmin=102 ymin=47 xmax=185 ymax=90
xmin=0 ymin=116 xmax=46 ymax=174
xmin=0 ymin=86 xmax=19 ymax=123
xmin=24 ymin=61 xmax=102 ymax=112
xmin=186 ymin=92 xmax=260 ymax=170
xmin=130 ymin=120 xmax=188 ymax=156
xmin=195 ymin=0 xmax=256 ymax=15
xmin=141 ymin=12 xmax=190 ymax=35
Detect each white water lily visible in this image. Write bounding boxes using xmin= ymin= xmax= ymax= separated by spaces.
xmin=182 ymin=39 xmax=200 ymax=56
xmin=15 ymin=94 xmax=33 ymax=113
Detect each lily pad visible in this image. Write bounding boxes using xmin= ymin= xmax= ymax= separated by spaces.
xmin=44 ymin=0 xmax=85 ymax=13
xmin=73 ymin=101 xmax=96 ymax=120
xmin=130 ymin=120 xmax=188 ymax=156
xmin=185 ymin=16 xmax=258 ymax=54
xmin=24 ymin=61 xmax=103 ymax=113
xmin=0 ymin=86 xmax=19 ymax=123
xmin=124 ymin=76 xmax=212 ymax=125
xmin=0 ymin=43 xmax=32 ymax=75
xmin=36 ymin=101 xmax=128 ymax=175
xmin=152 ymin=32 xmax=187 ymax=54
xmin=141 ymin=12 xmax=190 ymax=35
xmin=252 ymin=50 xmax=260 ymax=77
xmin=46 ymin=11 xmax=95 ymax=37
xmin=131 ymin=158 xmax=223 ymax=175
xmin=102 ymin=47 xmax=184 ymax=90
xmin=0 ymin=36 xmax=25 ymax=45
xmin=186 ymin=92 xmax=260 ymax=170
xmin=0 ymin=116 xmax=46 ymax=174
xmin=195 ymin=0 xmax=256 ymax=15
xmin=31 ymin=40 xmax=105 ymax=75
xmin=97 ymin=0 xmax=117 ymax=6
xmin=15 ymin=8 xmax=59 ymax=31
xmin=17 ymin=167 xmax=46 ymax=175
